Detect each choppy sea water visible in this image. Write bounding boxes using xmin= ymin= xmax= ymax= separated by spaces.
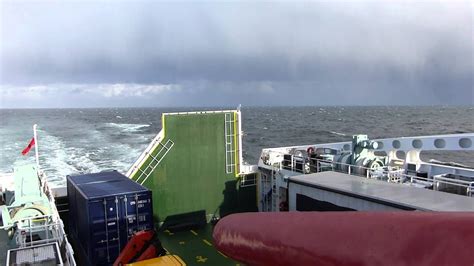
xmin=0 ymin=106 xmax=473 ymax=187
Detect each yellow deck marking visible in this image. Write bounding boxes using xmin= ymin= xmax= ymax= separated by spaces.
xmin=218 ymin=251 xmax=228 ymax=258
xmin=190 ymin=230 xmax=198 ymax=236
xmin=202 ymin=239 xmax=213 ymax=246
xmin=196 ymin=256 xmax=208 ymax=263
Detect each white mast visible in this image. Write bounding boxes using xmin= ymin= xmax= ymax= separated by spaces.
xmin=33 ymin=124 xmax=40 ymax=170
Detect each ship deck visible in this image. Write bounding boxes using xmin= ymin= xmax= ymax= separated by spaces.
xmin=158 ymin=223 xmax=237 ymax=265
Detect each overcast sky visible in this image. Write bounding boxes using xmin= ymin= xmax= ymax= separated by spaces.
xmin=0 ymin=0 xmax=472 ymax=108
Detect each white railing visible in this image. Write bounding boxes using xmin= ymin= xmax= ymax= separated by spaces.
xmin=39 ymin=170 xmax=76 ymax=266
xmin=263 ymin=151 xmax=474 ymax=197
xmin=127 ymin=130 xmax=164 ymax=178
xmin=165 ymin=109 xmax=238 ymax=115
xmin=134 ymin=139 xmax=174 ymax=185
xmin=433 ymin=175 xmax=474 ymax=197
xmin=16 ymin=215 xmax=59 ymax=247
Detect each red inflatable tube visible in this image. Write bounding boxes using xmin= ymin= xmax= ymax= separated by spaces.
xmin=213 ymin=212 xmax=474 ymax=266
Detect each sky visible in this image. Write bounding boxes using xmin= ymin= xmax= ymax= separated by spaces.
xmin=0 ymin=0 xmax=472 ymax=108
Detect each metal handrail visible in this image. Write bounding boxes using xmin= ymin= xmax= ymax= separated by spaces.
xmin=16 ymin=215 xmax=59 ymax=247
xmin=134 ymin=139 xmax=174 ymax=185
xmin=126 ymin=130 xmax=164 ymax=178
xmin=39 ymin=170 xmax=76 ymax=265
xmin=264 ymin=151 xmax=473 ymax=197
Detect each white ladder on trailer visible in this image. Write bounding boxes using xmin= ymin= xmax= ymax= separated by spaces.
xmin=224 ymin=113 xmax=236 ymax=174
xmin=134 ymin=139 xmax=174 ymax=185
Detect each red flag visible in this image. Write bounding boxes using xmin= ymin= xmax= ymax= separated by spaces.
xmin=21 ymin=138 xmax=35 ymax=155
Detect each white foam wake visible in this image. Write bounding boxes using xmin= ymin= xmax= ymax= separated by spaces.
xmin=329 ymin=131 xmax=346 ymax=137
xmin=105 ymin=123 xmax=150 ymax=132
xmin=38 ymin=132 xmax=101 ymax=187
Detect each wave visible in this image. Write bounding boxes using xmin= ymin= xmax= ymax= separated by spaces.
xmin=38 ymin=133 xmax=101 ymax=187
xmin=105 ymin=123 xmax=150 ymax=132
xmin=329 ymin=131 xmax=346 ymax=137
xmin=16 ymin=126 xmax=150 ymax=187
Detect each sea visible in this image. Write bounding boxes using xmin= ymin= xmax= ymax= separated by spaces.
xmin=0 ymin=106 xmax=473 ymax=187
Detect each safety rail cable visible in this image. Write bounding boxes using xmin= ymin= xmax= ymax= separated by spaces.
xmin=433 ymin=175 xmax=474 ymax=196
xmin=16 ymin=215 xmax=58 ymax=247
xmin=134 ymin=139 xmax=174 ymax=185
xmin=239 ymin=174 xmax=257 ymax=187
xmin=39 ymin=170 xmax=76 ymax=266
xmin=265 ymin=151 xmax=474 ymax=197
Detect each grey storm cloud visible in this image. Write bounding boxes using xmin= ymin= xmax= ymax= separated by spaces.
xmin=0 ymin=0 xmax=472 ymax=107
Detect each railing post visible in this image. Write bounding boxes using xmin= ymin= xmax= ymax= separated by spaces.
xmin=29 ymin=219 xmax=33 ymax=247
xmin=291 ymin=155 xmax=294 ymax=171
xmin=348 ymin=165 xmax=351 ymax=175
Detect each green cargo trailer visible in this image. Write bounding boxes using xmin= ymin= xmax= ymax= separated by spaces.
xmin=128 ymin=110 xmax=257 ymax=225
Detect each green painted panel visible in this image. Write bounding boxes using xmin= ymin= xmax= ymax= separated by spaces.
xmin=133 ymin=112 xmax=256 ymax=223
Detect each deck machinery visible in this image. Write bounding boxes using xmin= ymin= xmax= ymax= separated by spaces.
xmin=334 ymin=134 xmax=387 ymax=175
xmin=0 ymin=165 xmax=76 ymax=265
xmin=259 ymin=133 xmax=474 ymax=212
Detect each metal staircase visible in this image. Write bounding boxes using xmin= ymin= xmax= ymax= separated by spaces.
xmin=133 ymin=139 xmax=174 ymax=185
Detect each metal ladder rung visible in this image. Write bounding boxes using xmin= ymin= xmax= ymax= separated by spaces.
xmin=224 ymin=112 xmax=236 ymax=174
xmin=139 ymin=165 xmax=153 ymax=176
xmin=135 ymin=139 xmax=174 ymax=184
xmin=136 ymin=168 xmax=151 ymax=183
xmin=159 ymin=142 xmax=173 ymax=149
xmin=148 ymin=149 xmax=167 ymax=163
xmin=138 ymin=140 xmax=174 ymax=185
xmin=137 ymin=168 xmax=147 ymax=175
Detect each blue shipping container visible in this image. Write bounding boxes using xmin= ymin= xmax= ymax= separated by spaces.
xmin=67 ymin=171 xmax=154 ymax=266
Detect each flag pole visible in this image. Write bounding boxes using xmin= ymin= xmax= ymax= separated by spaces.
xmin=33 ymin=124 xmax=40 ymax=170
